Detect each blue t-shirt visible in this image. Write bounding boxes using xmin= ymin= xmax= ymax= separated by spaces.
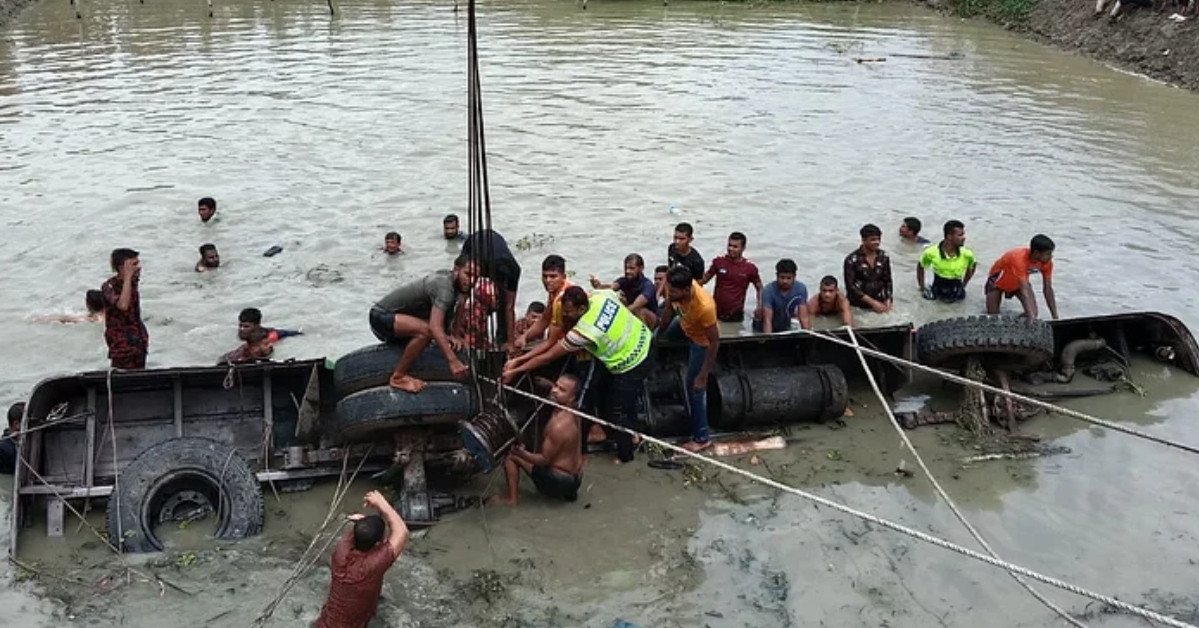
xmin=762 ymin=280 xmax=808 ymax=332
xmin=615 ymin=275 xmax=658 ymax=314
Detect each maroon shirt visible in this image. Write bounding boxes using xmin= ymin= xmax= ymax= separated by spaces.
xmin=101 ymin=276 xmax=149 ymax=363
xmin=315 ymin=532 xmax=399 ymax=628
xmin=707 ymin=256 xmax=761 ymax=319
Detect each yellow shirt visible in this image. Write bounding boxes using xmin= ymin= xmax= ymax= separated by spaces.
xmin=548 ymin=281 xmax=574 ymax=330
xmin=676 ymin=281 xmax=718 ymax=346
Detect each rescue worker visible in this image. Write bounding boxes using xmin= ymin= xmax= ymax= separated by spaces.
xmin=503 ymin=286 xmax=653 ymax=463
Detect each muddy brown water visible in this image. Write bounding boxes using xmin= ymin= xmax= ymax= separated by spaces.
xmin=4 ymin=0 xmax=1199 ymax=625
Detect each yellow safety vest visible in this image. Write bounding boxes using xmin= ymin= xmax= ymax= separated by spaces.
xmin=571 ymin=291 xmax=651 ymax=374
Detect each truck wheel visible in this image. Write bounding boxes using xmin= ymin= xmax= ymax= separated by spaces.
xmin=332 ymin=343 xmax=460 ymax=398
xmin=106 ymin=437 xmax=263 ymax=553
xmin=335 ymin=383 xmax=478 ymax=443
xmin=917 ymin=315 xmax=1055 ymax=372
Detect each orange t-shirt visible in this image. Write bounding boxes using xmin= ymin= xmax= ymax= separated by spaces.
xmin=675 ymin=281 xmax=719 ymax=346
xmin=548 ymin=281 xmax=574 ymax=330
xmin=988 ymin=247 xmax=1053 ymax=293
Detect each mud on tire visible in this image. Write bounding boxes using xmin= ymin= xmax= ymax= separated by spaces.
xmin=334 ymin=383 xmax=478 ymax=443
xmin=107 ymin=437 xmax=263 ymax=553
xmin=333 ymin=343 xmax=462 ymax=398
xmin=916 ymin=315 xmax=1055 ymax=371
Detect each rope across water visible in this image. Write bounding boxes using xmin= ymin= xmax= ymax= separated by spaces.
xmin=843 ymin=328 xmax=1085 ymax=627
xmin=797 ymin=328 xmax=1199 ymax=456
xmin=482 ymin=376 xmax=1198 ymax=628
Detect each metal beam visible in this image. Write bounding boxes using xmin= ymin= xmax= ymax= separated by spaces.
xmin=85 ymin=387 xmax=96 ymax=488
xmin=262 ymin=370 xmax=274 ymax=469
xmin=173 ymin=376 xmax=184 ymax=437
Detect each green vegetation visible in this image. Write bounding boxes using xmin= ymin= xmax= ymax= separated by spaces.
xmin=949 ymin=0 xmax=1036 ymax=25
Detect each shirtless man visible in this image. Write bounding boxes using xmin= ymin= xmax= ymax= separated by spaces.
xmin=35 ymin=290 xmax=105 ymax=324
xmin=808 ymin=275 xmax=854 ymax=327
xmin=195 ymin=244 xmax=220 ymax=272
xmin=488 ymin=374 xmax=584 ymax=505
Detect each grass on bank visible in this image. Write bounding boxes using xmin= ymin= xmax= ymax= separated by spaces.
xmin=948 ymin=0 xmax=1036 ymax=24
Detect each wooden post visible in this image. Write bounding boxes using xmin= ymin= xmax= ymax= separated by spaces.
xmin=326 ymin=0 xmax=335 ymax=16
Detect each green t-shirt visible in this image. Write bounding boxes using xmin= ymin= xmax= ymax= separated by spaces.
xmin=920 ymin=243 xmax=976 ymax=280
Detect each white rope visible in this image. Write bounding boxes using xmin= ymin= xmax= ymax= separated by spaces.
xmin=484 ymin=377 xmax=1198 ymax=628
xmin=251 ymin=446 xmax=373 ymax=627
xmin=796 ymin=328 xmax=1199 ymax=456
xmin=843 ymin=327 xmax=1086 ymax=628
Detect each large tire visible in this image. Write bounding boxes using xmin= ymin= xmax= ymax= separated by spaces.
xmin=917 ymin=315 xmax=1055 ymax=371
xmin=335 ymin=383 xmax=478 ymax=443
xmin=107 ymin=437 xmax=263 ymax=553
xmin=333 ymin=343 xmax=462 ymax=398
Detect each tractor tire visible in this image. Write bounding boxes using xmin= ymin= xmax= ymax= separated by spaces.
xmin=334 ymin=383 xmax=477 ymax=443
xmin=332 ymin=343 xmax=462 ymax=398
xmin=916 ymin=315 xmax=1055 ymax=372
xmin=107 ymin=437 xmax=263 ymax=553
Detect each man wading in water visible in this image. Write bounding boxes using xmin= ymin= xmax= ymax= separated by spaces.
xmin=314 ymin=490 xmax=409 ymax=628
xmin=487 ymin=374 xmax=584 ymax=505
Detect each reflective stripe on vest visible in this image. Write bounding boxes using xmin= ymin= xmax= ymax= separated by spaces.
xmin=572 ymin=291 xmax=651 ymax=375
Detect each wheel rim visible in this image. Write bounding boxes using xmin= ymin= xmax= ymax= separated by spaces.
xmin=136 ymin=468 xmax=231 ymax=549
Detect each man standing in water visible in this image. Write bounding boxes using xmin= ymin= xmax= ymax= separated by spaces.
xmin=488 ymin=374 xmax=584 ymax=505
xmin=701 ymin=231 xmax=763 ymax=323
xmin=755 ymin=258 xmax=809 ymax=333
xmin=198 ymin=197 xmax=217 ymax=223
xmin=369 ymin=255 xmax=474 ymax=392
xmin=442 ymin=214 xmax=464 ymax=242
xmin=844 ymin=224 xmax=893 ymax=313
xmin=985 ymin=235 xmax=1058 ymax=320
xmin=917 ymin=220 xmax=976 ymax=303
xmin=504 ymin=286 xmax=654 ymax=463
xmin=195 ymin=244 xmax=220 ymax=272
xmin=590 ymin=253 xmax=659 ymax=328
xmin=667 ymin=222 xmax=705 ymax=286
xmin=0 ymin=402 xmax=23 ymax=474
xmin=102 ymin=248 xmax=149 ymax=369
xmin=658 ymin=267 xmax=719 ymax=453
xmin=898 ymin=217 xmax=930 ymax=246
xmin=809 ymin=276 xmax=854 ymax=327
xmin=314 ymin=490 xmax=409 ymax=628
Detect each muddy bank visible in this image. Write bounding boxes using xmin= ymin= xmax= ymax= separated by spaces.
xmin=919 ymin=0 xmax=1199 ymax=90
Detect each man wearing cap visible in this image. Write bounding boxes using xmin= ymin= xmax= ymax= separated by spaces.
xmin=503 ymin=286 xmax=653 ymax=463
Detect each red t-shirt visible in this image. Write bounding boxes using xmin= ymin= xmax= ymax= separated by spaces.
xmin=707 ymin=256 xmax=761 ymax=319
xmin=314 ymin=533 xmax=399 ymax=628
